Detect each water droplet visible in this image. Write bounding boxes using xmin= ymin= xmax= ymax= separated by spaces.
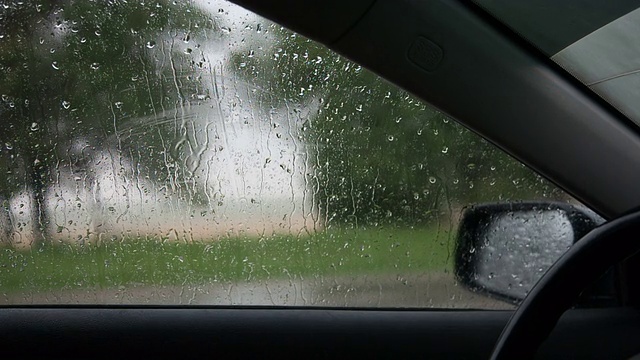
xmin=146 ymin=40 xmax=156 ymax=49
xmin=184 ymin=48 xmax=192 ymax=54
xmin=114 ymin=101 xmax=123 ymax=109
xmin=428 ymin=176 xmax=437 ymax=184
xmin=441 ymin=146 xmax=449 ymax=154
xmin=62 ymin=100 xmax=71 ymax=109
xmin=387 ymin=135 xmax=394 ymax=142
xmin=5 ymin=142 xmax=13 ymax=150
xmin=51 ymin=61 xmax=59 ymax=70
xmin=30 ymin=122 xmax=39 ymax=131
xmin=355 ymin=104 xmax=363 ymax=112
xmin=90 ymin=62 xmax=100 ymax=70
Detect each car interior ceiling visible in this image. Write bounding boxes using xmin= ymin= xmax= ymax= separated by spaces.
xmin=4 ymin=1 xmax=640 ymax=359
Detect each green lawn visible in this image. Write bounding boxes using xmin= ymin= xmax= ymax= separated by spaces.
xmin=0 ymin=227 xmax=455 ymax=293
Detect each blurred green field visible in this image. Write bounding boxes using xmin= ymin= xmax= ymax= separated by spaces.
xmin=0 ymin=227 xmax=455 ymax=293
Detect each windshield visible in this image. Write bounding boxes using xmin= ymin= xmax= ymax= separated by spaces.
xmin=0 ymin=0 xmax=581 ymax=307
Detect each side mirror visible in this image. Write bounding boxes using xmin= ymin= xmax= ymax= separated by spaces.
xmin=455 ymin=202 xmax=604 ymax=303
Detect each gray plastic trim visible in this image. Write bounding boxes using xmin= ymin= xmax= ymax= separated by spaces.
xmin=227 ymin=0 xmax=377 ymax=44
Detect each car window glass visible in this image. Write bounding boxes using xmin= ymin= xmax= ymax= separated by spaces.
xmin=0 ymin=0 xmax=582 ymax=308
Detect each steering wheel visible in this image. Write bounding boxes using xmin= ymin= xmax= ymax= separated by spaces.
xmin=490 ymin=210 xmax=640 ymax=360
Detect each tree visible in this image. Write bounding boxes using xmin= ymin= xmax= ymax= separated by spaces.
xmin=0 ymin=0 xmax=213 ymax=246
xmin=231 ymin=25 xmax=566 ymax=228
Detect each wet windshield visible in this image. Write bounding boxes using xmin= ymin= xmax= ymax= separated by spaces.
xmin=0 ymin=0 xmax=577 ymax=307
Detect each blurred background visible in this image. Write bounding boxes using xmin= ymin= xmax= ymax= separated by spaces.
xmin=0 ymin=0 xmax=570 ymax=307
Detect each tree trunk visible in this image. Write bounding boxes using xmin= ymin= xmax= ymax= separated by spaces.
xmin=0 ymin=194 xmax=12 ymax=246
xmin=27 ymin=155 xmax=49 ymax=248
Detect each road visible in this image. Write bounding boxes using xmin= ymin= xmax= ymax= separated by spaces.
xmin=1 ymin=272 xmax=513 ymax=309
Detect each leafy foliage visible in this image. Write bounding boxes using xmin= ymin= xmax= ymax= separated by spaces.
xmin=233 ymin=27 xmax=565 ymax=226
xmin=0 ymin=0 xmax=214 ymax=241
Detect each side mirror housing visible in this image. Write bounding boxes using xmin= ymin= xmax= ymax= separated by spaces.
xmin=455 ymin=202 xmax=605 ymax=303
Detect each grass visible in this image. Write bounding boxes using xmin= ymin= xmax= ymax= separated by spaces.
xmin=0 ymin=226 xmax=455 ymax=293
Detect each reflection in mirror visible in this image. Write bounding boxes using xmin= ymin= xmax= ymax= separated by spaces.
xmin=475 ymin=210 xmax=574 ymax=299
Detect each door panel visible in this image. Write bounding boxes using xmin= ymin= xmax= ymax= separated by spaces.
xmin=2 ymin=308 xmax=639 ymax=359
